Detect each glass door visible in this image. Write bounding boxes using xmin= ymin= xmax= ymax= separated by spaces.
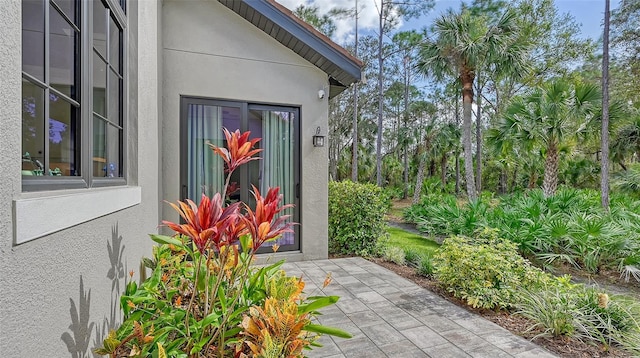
xmin=180 ymin=97 xmax=300 ymax=252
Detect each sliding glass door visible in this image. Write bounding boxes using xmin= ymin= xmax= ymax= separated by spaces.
xmin=180 ymin=97 xmax=300 ymax=252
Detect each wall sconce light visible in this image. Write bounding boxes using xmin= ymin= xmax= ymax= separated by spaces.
xmin=318 ymin=89 xmax=326 ymax=100
xmin=312 ymin=126 xmax=325 ymax=147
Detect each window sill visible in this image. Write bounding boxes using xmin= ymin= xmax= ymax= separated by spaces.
xmin=13 ymin=186 xmax=142 ymax=245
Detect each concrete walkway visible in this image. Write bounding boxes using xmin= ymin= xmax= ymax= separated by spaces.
xmin=281 ymin=257 xmax=557 ymax=358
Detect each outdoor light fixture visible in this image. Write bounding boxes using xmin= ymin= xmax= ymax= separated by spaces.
xmin=312 ymin=126 xmax=325 ymax=147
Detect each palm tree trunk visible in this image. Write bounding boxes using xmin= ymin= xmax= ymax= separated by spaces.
xmin=499 ymin=168 xmax=506 ymax=194
xmin=543 ymin=142 xmax=560 ymax=197
xmin=601 ymin=0 xmax=611 ymax=211
xmin=455 ymin=151 xmax=460 ymax=194
xmin=455 ymin=97 xmax=460 ymax=195
xmin=510 ymin=167 xmax=518 ymax=192
xmin=476 ymin=80 xmax=482 ymax=193
xmin=413 ymin=151 xmax=427 ymax=204
xmin=441 ymin=154 xmax=448 ymax=188
xmin=461 ymin=71 xmax=478 ymax=201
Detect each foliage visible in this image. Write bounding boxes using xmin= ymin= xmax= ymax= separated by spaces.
xmin=382 ymin=246 xmax=406 ymax=266
xmin=405 ymin=193 xmax=489 ymax=238
xmin=433 ymin=229 xmax=550 ymax=310
xmin=408 ymin=188 xmax=640 ymax=278
xmin=517 ymin=283 xmax=640 ymax=354
xmin=417 ymin=254 xmax=436 ymax=278
xmin=328 ymin=181 xmax=388 ymax=255
xmin=96 ymin=130 xmax=350 ymax=358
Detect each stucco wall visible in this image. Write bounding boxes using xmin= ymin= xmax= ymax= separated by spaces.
xmin=161 ymin=0 xmax=329 ymax=260
xmin=0 ymin=1 xmax=162 ymax=356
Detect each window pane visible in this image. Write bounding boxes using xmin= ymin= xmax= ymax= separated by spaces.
xmin=108 ymin=69 xmax=120 ymax=124
xmin=93 ymin=117 xmax=121 ymax=178
xmin=22 ymin=0 xmax=45 ymax=81
xmin=254 ymin=109 xmax=296 ymax=247
xmin=22 ymin=80 xmax=45 ymax=176
xmin=52 ymin=0 xmax=76 ymax=25
xmin=109 ymin=15 xmax=121 ymax=73
xmin=93 ymin=1 xmax=107 ymax=57
xmin=49 ymin=94 xmax=80 ymax=176
xmin=93 ymin=52 xmax=106 ymax=116
xmin=49 ymin=5 xmax=78 ymax=99
xmin=93 ymin=116 xmax=106 ymax=177
xmin=106 ymin=123 xmax=122 ymax=177
xmin=187 ymin=104 xmax=224 ymax=200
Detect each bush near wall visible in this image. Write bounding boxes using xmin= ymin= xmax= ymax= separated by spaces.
xmin=328 ymin=181 xmax=388 ymax=255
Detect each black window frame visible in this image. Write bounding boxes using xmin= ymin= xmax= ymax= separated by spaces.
xmin=21 ymin=0 xmax=128 ymax=192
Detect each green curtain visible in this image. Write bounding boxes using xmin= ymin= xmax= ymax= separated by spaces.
xmin=261 ymin=110 xmax=294 ymax=245
xmin=188 ymin=104 xmax=223 ymax=202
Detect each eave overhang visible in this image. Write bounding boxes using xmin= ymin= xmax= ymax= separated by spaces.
xmin=218 ymin=0 xmax=363 ymax=98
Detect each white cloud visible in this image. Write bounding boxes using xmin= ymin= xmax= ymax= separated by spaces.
xmin=276 ymin=0 xmax=388 ymax=45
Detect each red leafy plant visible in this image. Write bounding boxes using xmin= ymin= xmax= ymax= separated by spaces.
xmin=96 ymin=129 xmax=349 ymax=358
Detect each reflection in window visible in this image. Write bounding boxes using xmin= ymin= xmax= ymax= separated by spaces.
xmin=21 ymin=0 xmax=126 ymax=187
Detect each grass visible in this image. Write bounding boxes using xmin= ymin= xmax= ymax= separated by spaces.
xmin=385 ymin=227 xmax=440 ymax=257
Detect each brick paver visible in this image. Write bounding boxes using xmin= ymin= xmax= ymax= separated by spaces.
xmin=282 ymin=257 xmax=557 ymax=358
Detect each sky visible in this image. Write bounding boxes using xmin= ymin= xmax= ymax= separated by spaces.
xmin=277 ymin=0 xmax=621 ymax=46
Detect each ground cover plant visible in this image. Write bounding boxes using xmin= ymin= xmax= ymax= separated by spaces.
xmin=96 ymin=129 xmax=349 ymax=358
xmin=432 ymin=228 xmax=640 ymax=354
xmin=405 ymin=188 xmax=640 ymax=281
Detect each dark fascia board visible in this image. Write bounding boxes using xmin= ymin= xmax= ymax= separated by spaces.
xmin=220 ymin=0 xmax=362 ymax=88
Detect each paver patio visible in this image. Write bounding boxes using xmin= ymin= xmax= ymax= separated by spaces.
xmin=281 ymin=257 xmax=557 ymax=358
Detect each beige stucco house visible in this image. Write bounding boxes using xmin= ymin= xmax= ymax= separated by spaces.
xmin=0 ymin=0 xmax=361 ymax=356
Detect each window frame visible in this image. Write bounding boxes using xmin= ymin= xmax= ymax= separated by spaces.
xmin=21 ymin=0 xmax=128 ymax=192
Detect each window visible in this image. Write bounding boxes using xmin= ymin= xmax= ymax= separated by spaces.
xmin=180 ymin=98 xmax=301 ymax=253
xmin=21 ymin=0 xmax=126 ymax=191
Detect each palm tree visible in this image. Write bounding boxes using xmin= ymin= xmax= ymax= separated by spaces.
xmin=417 ymin=8 xmax=527 ymax=201
xmin=601 ymin=0 xmax=611 ymax=210
xmin=496 ymin=80 xmax=601 ymax=197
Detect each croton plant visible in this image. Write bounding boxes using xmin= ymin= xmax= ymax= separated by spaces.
xmin=96 ymin=129 xmax=350 ymax=358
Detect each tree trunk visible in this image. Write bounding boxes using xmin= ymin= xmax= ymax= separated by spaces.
xmin=601 ymin=0 xmax=611 ymax=211
xmin=376 ymin=3 xmax=384 ymax=187
xmin=403 ymin=56 xmax=410 ymax=199
xmin=510 ymin=167 xmax=518 ymax=192
xmin=351 ymin=0 xmax=359 ymax=183
xmin=543 ymin=142 xmax=560 ymax=197
xmin=352 ymin=82 xmax=359 ymax=182
xmin=475 ymin=80 xmax=482 ymax=193
xmin=429 ymin=160 xmax=436 ymax=177
xmin=455 ymin=96 xmax=460 ymax=195
xmin=461 ymin=69 xmax=478 ymax=201
xmin=413 ymin=151 xmax=427 ymax=204
xmin=499 ymin=169 xmax=506 ymax=194
xmin=441 ymin=154 xmax=448 ymax=189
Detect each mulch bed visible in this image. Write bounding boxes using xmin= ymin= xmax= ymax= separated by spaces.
xmin=369 ymin=258 xmax=631 ymax=358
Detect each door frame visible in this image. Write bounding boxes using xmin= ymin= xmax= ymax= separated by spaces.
xmin=179 ymin=96 xmax=301 ymax=253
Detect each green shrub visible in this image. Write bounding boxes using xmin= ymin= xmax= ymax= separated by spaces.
xmin=403 ymin=248 xmax=422 ymax=266
xmin=516 ymin=286 xmax=578 ymax=338
xmin=382 ymin=246 xmax=406 ymax=265
xmin=434 ymin=228 xmax=550 ymax=310
xmin=328 ymin=181 xmax=388 ymax=255
xmin=417 ymin=254 xmax=436 ymax=278
xmin=517 ymin=283 xmax=640 ymax=355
